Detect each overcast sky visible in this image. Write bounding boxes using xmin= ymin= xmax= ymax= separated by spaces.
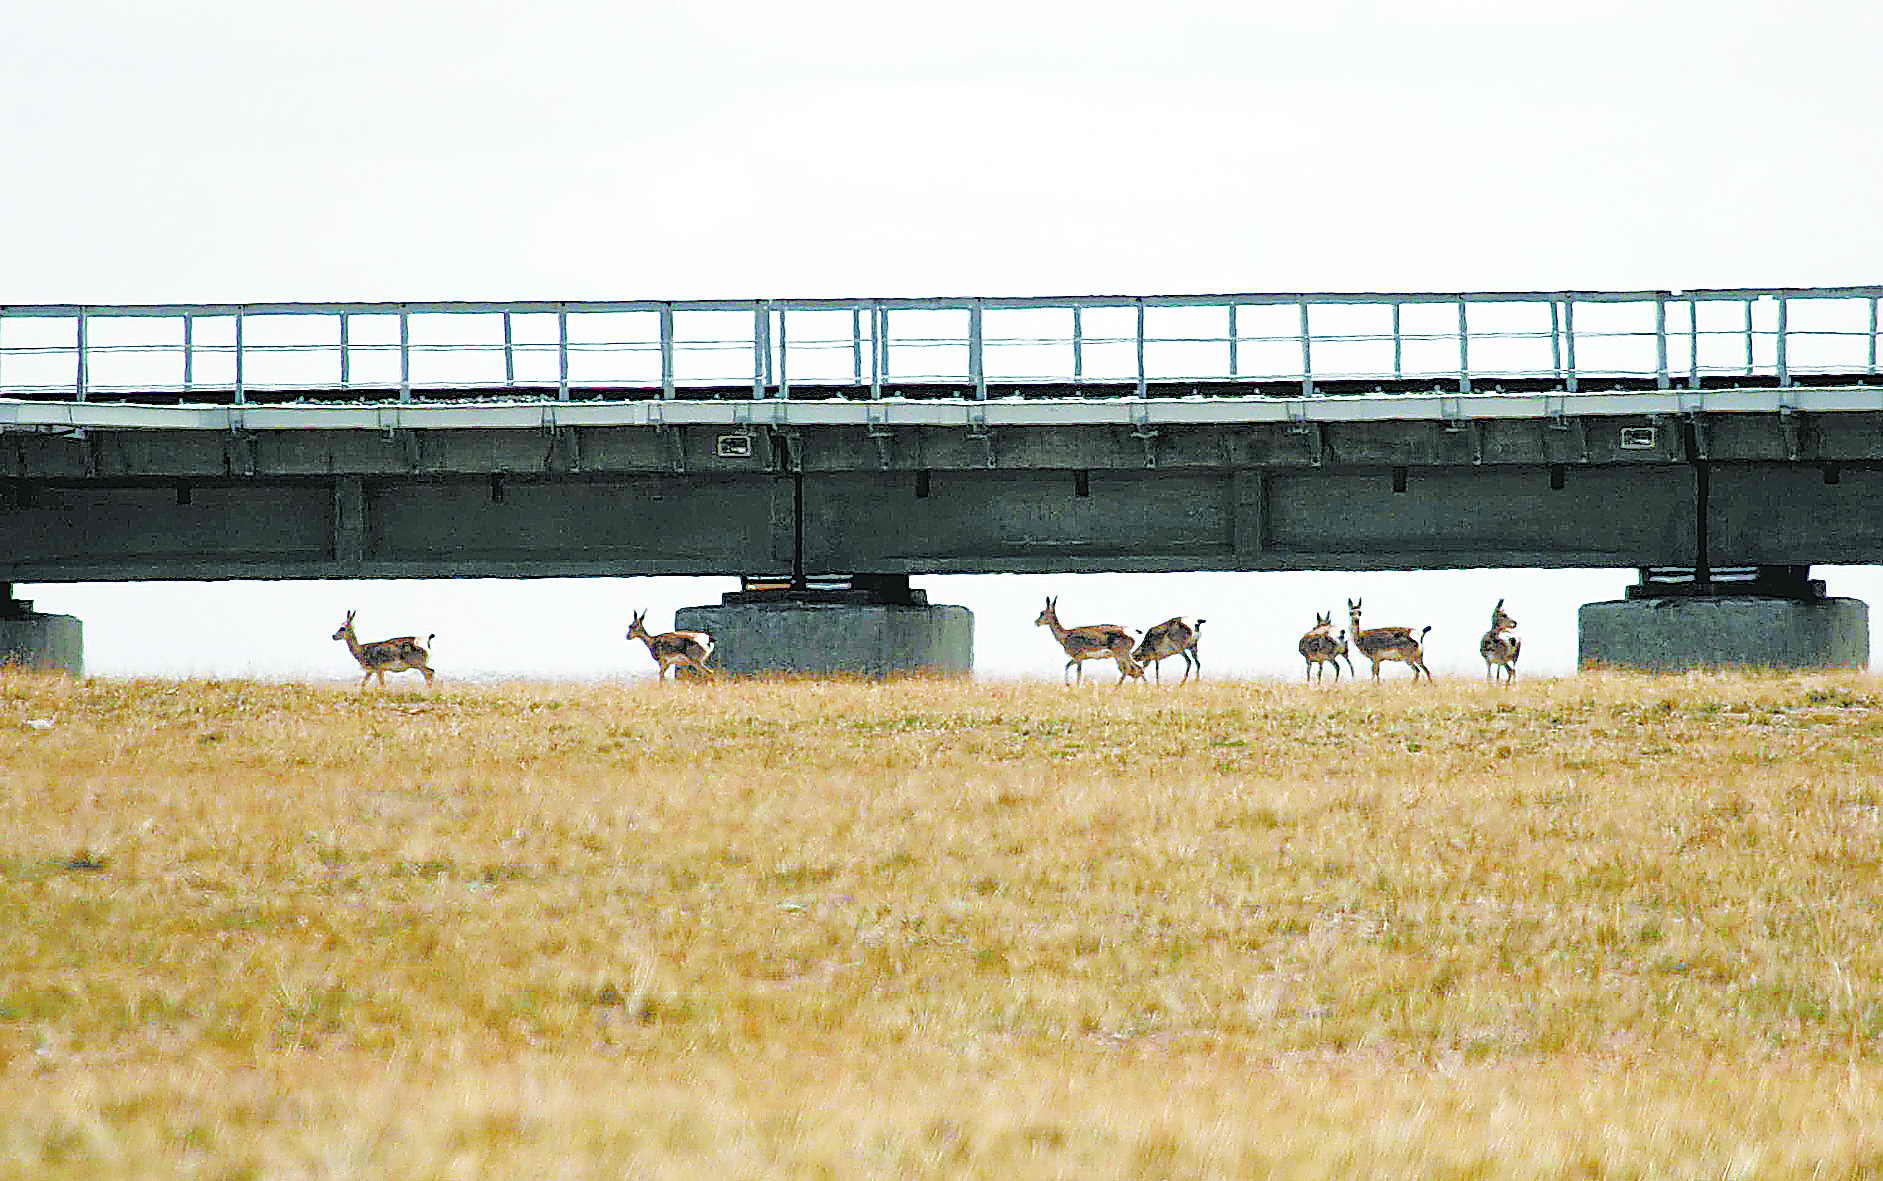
xmin=6 ymin=1 xmax=1881 ymax=680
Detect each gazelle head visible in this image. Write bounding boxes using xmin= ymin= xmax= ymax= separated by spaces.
xmin=626 ymin=610 xmax=651 ymax=643
xmin=331 ymin=610 xmax=357 ymax=642
xmin=1490 ymin=599 xmax=1517 ymax=633
xmin=1034 ymin=597 xmax=1058 ymax=628
xmin=1347 ymin=598 xmax=1364 ymax=629
xmin=1307 ymin=611 xmax=1335 ymax=635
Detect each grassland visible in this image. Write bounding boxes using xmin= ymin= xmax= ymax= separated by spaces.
xmin=5 ymin=669 xmax=1883 ymax=1178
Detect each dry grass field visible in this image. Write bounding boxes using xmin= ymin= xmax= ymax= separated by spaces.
xmin=5 ymin=668 xmax=1883 ymax=1178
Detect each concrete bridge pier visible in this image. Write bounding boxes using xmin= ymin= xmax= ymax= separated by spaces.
xmin=1579 ymin=566 xmax=1868 ymax=672
xmin=676 ymin=575 xmax=973 ymax=678
xmin=0 ymin=585 xmax=84 ymax=675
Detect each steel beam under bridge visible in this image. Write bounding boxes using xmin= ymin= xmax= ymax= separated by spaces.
xmin=6 ymin=396 xmax=1883 ymax=580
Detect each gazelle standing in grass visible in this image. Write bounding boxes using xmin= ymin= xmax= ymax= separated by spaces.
xmin=1297 ymin=612 xmax=1354 ymax=683
xmin=1346 ymin=598 xmax=1432 ymax=682
xmin=627 ymin=610 xmax=716 ymax=682
xmin=332 ymin=611 xmax=436 ymax=690
xmin=1132 ymin=617 xmax=1205 ymax=684
xmin=1035 ymin=596 xmax=1143 ymax=685
xmin=1480 ymin=599 xmax=1521 ymax=684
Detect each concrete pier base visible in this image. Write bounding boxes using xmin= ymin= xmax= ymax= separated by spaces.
xmin=0 ymin=594 xmax=83 ymax=676
xmin=1579 ymin=596 xmax=1869 ymax=672
xmin=676 ymin=579 xmax=972 ymax=678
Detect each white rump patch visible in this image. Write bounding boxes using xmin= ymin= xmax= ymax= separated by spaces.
xmin=675 ymin=631 xmax=714 ymax=657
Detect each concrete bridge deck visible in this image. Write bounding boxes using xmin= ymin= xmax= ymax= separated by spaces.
xmin=3 ymin=288 xmax=1881 ymax=583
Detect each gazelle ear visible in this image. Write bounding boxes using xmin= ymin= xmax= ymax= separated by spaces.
xmin=1495 ymin=599 xmax=1505 ymax=611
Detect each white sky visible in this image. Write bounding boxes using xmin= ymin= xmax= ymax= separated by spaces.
xmin=6 ymin=1 xmax=1882 ymax=681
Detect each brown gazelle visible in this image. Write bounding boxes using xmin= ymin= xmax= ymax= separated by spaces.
xmin=1297 ymin=612 xmax=1355 ymax=683
xmin=1133 ymin=617 xmax=1205 ymax=684
xmin=1346 ymin=598 xmax=1432 ymax=682
xmin=1034 ymin=597 xmax=1143 ymax=685
xmin=1480 ymin=599 xmax=1521 ymax=683
xmin=332 ymin=611 xmax=436 ymax=689
xmin=627 ymin=610 xmax=716 ymax=682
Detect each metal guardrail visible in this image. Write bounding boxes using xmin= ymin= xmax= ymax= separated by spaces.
xmin=1 ymin=288 xmax=1880 ymax=404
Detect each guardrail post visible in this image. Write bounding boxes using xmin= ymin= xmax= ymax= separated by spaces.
xmin=876 ymin=307 xmax=888 ymax=393
xmin=183 ymin=314 xmax=195 ymax=392
xmin=75 ymin=310 xmax=88 ymax=402
xmin=1688 ymin=297 xmax=1701 ymax=389
xmin=1654 ymin=292 xmax=1670 ymax=389
xmin=399 ymin=307 xmax=412 ymax=402
xmin=500 ymin=311 xmax=513 ymax=387
xmin=1392 ymin=303 xmax=1403 ymax=380
xmin=1227 ymin=304 xmax=1239 ymax=378
xmin=337 ymin=312 xmax=349 ymax=389
xmin=1135 ymin=298 xmax=1147 ymax=398
xmin=659 ymin=303 xmax=675 ymax=399
xmin=1776 ymin=295 xmax=1790 ymax=388
xmin=1071 ymin=304 xmax=1083 ymax=384
xmin=233 ymin=311 xmax=245 ymax=404
xmin=868 ymin=303 xmax=882 ymax=398
xmin=753 ymin=302 xmax=768 ymax=398
xmin=1870 ymin=296 xmax=1879 ymax=374
xmin=0 ymin=315 xmax=6 ymax=393
xmin=778 ymin=309 xmax=790 ymax=399
xmin=1563 ymin=298 xmax=1578 ymax=393
xmin=1298 ymin=299 xmax=1314 ymax=396
xmin=969 ymin=299 xmax=986 ymax=400
xmin=1548 ymin=300 xmax=1562 ymax=382
xmin=1743 ymin=300 xmax=1755 ymax=376
xmin=1456 ymin=298 xmax=1470 ymax=394
xmin=851 ymin=308 xmax=863 ymax=388
xmin=557 ymin=306 xmax=570 ymax=402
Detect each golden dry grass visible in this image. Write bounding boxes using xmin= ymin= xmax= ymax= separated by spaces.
xmin=5 ymin=669 xmax=1883 ymax=1178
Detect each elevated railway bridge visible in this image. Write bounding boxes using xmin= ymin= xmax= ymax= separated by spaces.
xmin=2 ymin=287 xmax=1878 ymax=673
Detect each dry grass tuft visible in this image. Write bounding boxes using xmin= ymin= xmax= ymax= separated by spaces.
xmin=6 ymin=669 xmax=1883 ymax=1177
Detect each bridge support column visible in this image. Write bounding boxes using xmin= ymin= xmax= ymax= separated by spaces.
xmin=1579 ymin=567 xmax=1868 ymax=672
xmin=0 ymin=586 xmax=84 ymax=676
xmin=676 ymin=575 xmax=972 ymax=678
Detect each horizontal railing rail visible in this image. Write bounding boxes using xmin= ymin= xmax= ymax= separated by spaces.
xmin=2 ymin=287 xmax=1879 ymax=404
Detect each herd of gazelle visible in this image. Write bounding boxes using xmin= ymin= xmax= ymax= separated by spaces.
xmin=1295 ymin=597 xmax=1518 ymax=684
xmin=1034 ymin=595 xmax=1520 ymax=686
xmin=329 ymin=597 xmax=1520 ymax=688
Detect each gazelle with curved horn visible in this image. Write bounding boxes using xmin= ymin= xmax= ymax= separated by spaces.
xmin=1133 ymin=617 xmax=1205 ymax=684
xmin=332 ymin=611 xmax=436 ymax=690
xmin=1346 ymin=598 xmax=1432 ymax=682
xmin=627 ymin=610 xmax=716 ymax=682
xmin=1034 ymin=597 xmax=1143 ymax=685
xmin=1297 ymin=612 xmax=1353 ymax=683
xmin=1480 ymin=599 xmax=1521 ymax=683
